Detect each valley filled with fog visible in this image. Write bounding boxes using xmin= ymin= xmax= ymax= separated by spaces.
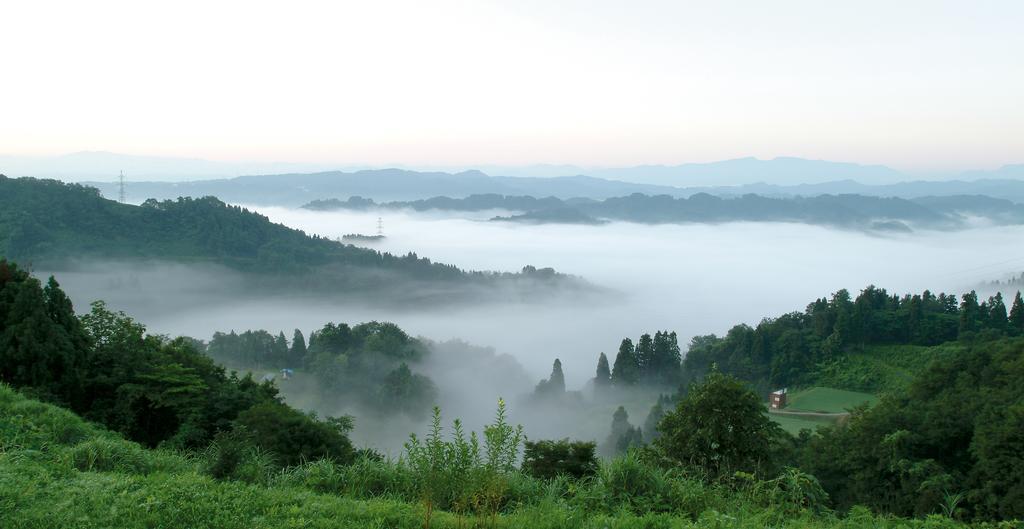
xmin=51 ymin=205 xmax=1024 ymax=386
xmin=40 ymin=205 xmax=1024 ymax=450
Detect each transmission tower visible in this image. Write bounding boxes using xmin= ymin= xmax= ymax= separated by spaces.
xmin=376 ymin=217 xmax=384 ymax=236
xmin=117 ymin=170 xmax=126 ymax=203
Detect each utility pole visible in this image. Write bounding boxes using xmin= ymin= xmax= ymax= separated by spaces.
xmin=118 ymin=170 xmax=126 ymax=203
xmin=376 ymin=217 xmax=384 ymax=236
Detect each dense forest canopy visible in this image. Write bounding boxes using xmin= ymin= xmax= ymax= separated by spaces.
xmin=682 ymin=285 xmax=1023 ymax=392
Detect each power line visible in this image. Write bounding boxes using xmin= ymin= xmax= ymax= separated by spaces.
xmin=117 ymin=170 xmax=126 ymax=203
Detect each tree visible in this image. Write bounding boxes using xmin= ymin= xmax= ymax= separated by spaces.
xmin=379 ymin=363 xmax=438 ymax=418
xmin=603 ymin=405 xmax=641 ymax=455
xmin=290 ymin=329 xmax=307 ymax=366
xmin=273 ymin=331 xmax=289 ymax=367
xmin=1008 ymin=292 xmax=1024 ymax=335
xmin=635 ymin=333 xmax=654 ymax=375
xmin=0 ymin=261 xmax=87 ymax=406
xmin=534 ymin=358 xmax=566 ymax=398
xmin=642 ymin=395 xmax=670 ymax=443
xmin=651 ymin=331 xmax=682 ymax=385
xmin=233 ymin=401 xmax=355 ymax=467
xmin=987 ymin=293 xmax=1008 ymax=333
xmin=655 ymin=370 xmax=781 ymax=478
xmin=522 ymin=439 xmax=598 ymax=480
xmin=593 ymin=352 xmax=611 ymax=391
xmin=959 ymin=291 xmax=981 ymax=335
xmin=611 ymin=338 xmax=639 ymax=386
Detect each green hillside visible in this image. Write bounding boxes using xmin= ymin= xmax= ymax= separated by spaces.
xmin=812 ymin=344 xmax=965 ymax=393
xmin=0 ymin=383 xmax=985 ymax=529
xmin=0 ymin=176 xmax=575 ymax=297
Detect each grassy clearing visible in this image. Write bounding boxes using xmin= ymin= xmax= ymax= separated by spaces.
xmin=812 ymin=344 xmax=964 ymax=394
xmin=785 ymin=387 xmax=878 ymax=414
xmin=0 ymin=384 xmax=990 ymax=529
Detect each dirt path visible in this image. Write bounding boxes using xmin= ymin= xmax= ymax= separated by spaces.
xmin=769 ymin=409 xmax=849 ymax=419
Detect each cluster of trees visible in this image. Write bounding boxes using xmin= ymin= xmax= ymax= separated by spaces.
xmin=303 ymin=321 xmax=437 ymax=417
xmin=303 ymin=193 xmax=566 ymax=213
xmin=206 ymin=329 xmax=302 ymax=369
xmin=685 ymin=286 xmax=1024 ymax=390
xmin=205 ymin=320 xmax=439 ymax=418
xmin=0 ymin=259 xmax=354 ymax=463
xmin=593 ymin=331 xmax=683 ymax=390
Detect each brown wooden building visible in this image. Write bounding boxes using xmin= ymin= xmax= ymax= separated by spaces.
xmin=769 ymin=389 xmax=787 ymax=410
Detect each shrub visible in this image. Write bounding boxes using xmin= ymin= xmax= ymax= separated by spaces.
xmin=522 ymin=439 xmax=598 ymax=480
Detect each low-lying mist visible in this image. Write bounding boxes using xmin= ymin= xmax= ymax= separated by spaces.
xmin=42 ymin=206 xmax=1024 ymax=451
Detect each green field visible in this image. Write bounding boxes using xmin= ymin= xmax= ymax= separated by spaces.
xmin=784 ymin=387 xmax=877 ymax=413
xmin=765 ymin=387 xmax=878 ymax=434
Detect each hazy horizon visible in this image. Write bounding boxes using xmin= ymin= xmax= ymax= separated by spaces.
xmin=4 ymin=1 xmax=1023 ymax=173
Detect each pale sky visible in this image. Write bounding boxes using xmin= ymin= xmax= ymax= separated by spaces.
xmin=2 ymin=0 xmax=1022 ymax=171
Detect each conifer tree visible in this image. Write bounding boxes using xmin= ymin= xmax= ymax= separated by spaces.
xmin=987 ymin=293 xmax=1008 ymax=332
xmin=643 ymin=397 xmax=667 ymax=443
xmin=611 ymin=338 xmax=639 ymax=386
xmin=594 ymin=352 xmax=611 ymax=390
xmin=290 ymin=329 xmax=307 ymax=367
xmin=534 ymin=358 xmax=566 ymax=397
xmin=1010 ymin=291 xmax=1024 ymax=335
xmin=959 ymin=291 xmax=981 ymax=335
xmin=548 ymin=358 xmax=566 ymax=394
xmin=604 ymin=405 xmax=640 ymax=455
xmin=274 ymin=332 xmax=289 ymax=367
xmin=635 ymin=333 xmax=654 ymax=376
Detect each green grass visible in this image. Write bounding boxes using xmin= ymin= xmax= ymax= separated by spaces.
xmin=0 ymin=383 xmax=987 ymax=529
xmin=812 ymin=343 xmax=965 ymax=394
xmin=785 ymin=387 xmax=878 ymax=414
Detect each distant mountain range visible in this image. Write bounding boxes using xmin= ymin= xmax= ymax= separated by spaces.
xmin=3 ymin=151 xmax=1023 ymax=205
xmin=76 ymin=169 xmax=1024 ymax=207
xmin=81 ymin=169 xmax=688 ymax=206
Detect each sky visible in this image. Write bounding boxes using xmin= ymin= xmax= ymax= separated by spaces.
xmin=2 ymin=0 xmax=1022 ymax=172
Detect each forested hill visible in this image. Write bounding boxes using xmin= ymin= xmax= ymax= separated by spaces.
xmin=0 ymin=176 xmax=575 ymax=297
xmin=304 ymin=192 xmax=1024 ymax=231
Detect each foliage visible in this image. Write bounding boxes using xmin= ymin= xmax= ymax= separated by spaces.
xmin=403 ymin=401 xmax=524 ymax=527
xmin=534 ymin=358 xmax=566 ymax=398
xmin=797 ymin=337 xmax=1024 ymax=520
xmin=522 ymin=438 xmax=598 ymax=480
xmin=0 ymin=381 xmax=1015 ymax=528
xmin=655 ymin=370 xmax=783 ymax=479
xmin=233 ymin=401 xmax=355 ymax=468
xmin=0 ymin=259 xmax=355 ymax=466
xmin=610 ymin=332 xmax=683 ymax=388
xmin=683 ymin=286 xmax=1019 ymax=391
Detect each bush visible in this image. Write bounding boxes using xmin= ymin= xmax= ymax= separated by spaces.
xmin=201 ymin=428 xmax=277 ymax=484
xmin=522 ymin=438 xmax=598 ymax=480
xmin=233 ymin=401 xmax=355 ymax=467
